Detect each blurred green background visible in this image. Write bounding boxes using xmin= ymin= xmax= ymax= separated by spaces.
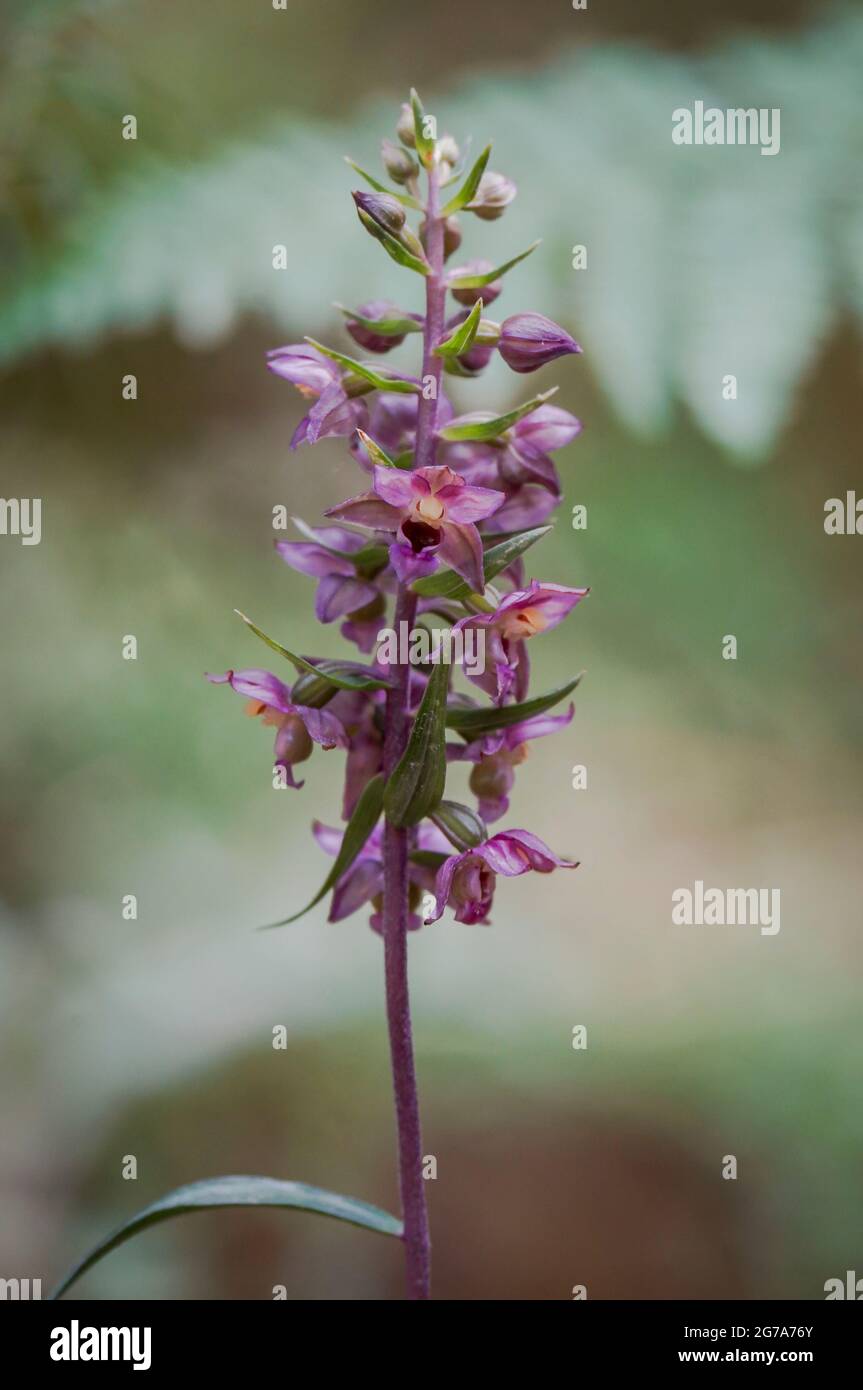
xmin=1 ymin=0 xmax=861 ymax=1299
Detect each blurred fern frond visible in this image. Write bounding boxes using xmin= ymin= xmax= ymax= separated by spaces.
xmin=2 ymin=4 xmax=863 ymax=459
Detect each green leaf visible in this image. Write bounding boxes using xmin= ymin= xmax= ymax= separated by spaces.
xmin=236 ymin=611 xmax=391 ymax=692
xmin=352 ymin=543 xmax=391 ymax=574
xmin=51 ymin=1175 xmax=402 ymax=1299
xmin=447 ymin=240 xmax=541 ymax=289
xmin=441 ymin=143 xmax=492 ymax=217
xmin=290 ymin=659 xmax=386 ymax=708
xmin=438 ymin=388 xmax=558 ymax=443
xmin=343 ymin=157 xmax=421 ymax=209
xmin=410 ymin=87 xmax=435 ymax=168
xmin=356 ymin=429 xmax=397 ymax=468
xmin=446 ymin=676 xmax=583 ymax=739
xmin=434 ymin=297 xmax=483 ymax=358
xmin=384 ymin=663 xmax=449 ymax=828
xmin=287 ymin=518 xmax=388 ymax=575
xmin=409 ymin=849 xmax=449 ymax=871
xmin=443 ymin=356 xmax=483 ymax=379
xmin=356 ymin=208 xmax=430 ymax=277
xmin=262 ymin=773 xmax=385 ymax=928
xmin=431 ymin=800 xmax=487 ymax=851
xmin=335 ymin=303 xmax=423 ymax=337
xmin=412 ymin=525 xmax=553 ymax=600
xmin=305 ymin=338 xmax=420 ymax=394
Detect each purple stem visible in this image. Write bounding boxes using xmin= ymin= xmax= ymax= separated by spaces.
xmin=380 ymin=161 xmax=446 ymax=1300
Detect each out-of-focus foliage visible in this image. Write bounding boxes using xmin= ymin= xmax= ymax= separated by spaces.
xmin=2 ymin=4 xmax=863 ymax=458
xmin=2 ymin=0 xmax=862 ymax=1304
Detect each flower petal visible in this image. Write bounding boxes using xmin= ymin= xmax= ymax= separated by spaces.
xmin=305 ymin=382 xmax=368 ymax=446
xmin=296 ymin=706 xmax=349 ymax=750
xmin=325 ymin=492 xmax=402 ymax=529
xmin=206 ymin=668 xmax=293 ymax=713
xmin=512 ymin=404 xmax=582 ymax=453
xmin=314 ymin=574 xmax=379 ymax=623
xmin=312 ymin=821 xmax=345 ymax=857
xmin=437 ymin=521 xmax=485 ymax=592
xmin=266 ymin=344 xmax=337 ymax=395
xmin=330 ymin=857 xmax=384 ymax=922
xmin=483 ymin=485 xmax=558 ymax=533
xmin=425 ymin=851 xmax=465 ymax=924
xmin=480 ymin=828 xmax=576 ymax=876
xmin=439 ymin=482 xmax=506 ymax=524
xmin=505 ymin=704 xmax=575 ymax=745
xmin=275 ymin=541 xmax=356 ymax=579
xmin=372 ymin=464 xmax=419 ymax=508
xmin=389 ymin=539 xmax=439 ymax=584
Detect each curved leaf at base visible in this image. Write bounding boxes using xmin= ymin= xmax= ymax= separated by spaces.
xmin=52 ymin=1175 xmax=403 ymax=1298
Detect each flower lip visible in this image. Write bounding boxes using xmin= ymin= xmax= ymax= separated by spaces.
xmin=402 ymin=517 xmax=441 ymax=552
xmin=424 ymin=828 xmax=577 ymax=925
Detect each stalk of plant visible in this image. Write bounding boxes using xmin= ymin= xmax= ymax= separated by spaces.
xmin=377 ymin=153 xmax=444 ymax=1300
xmin=52 ymin=90 xmax=588 ymax=1303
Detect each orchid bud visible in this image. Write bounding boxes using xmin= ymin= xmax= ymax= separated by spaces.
xmin=352 ymin=189 xmax=405 ymax=238
xmin=431 ymin=799 xmax=488 ymax=852
xmin=450 ymin=259 xmax=503 ymax=306
xmin=436 ymin=133 xmax=460 ymax=172
xmin=396 ymin=102 xmax=416 ymax=148
xmin=341 ymin=370 xmax=376 ymax=398
xmin=441 ymin=310 xmax=495 ymax=377
xmin=290 ymin=670 xmax=338 ymax=709
xmin=346 ymin=300 xmax=409 ymax=354
xmin=469 ymin=754 xmax=516 ymax=805
xmin=467 ymin=171 xmax=517 ymax=221
xmin=498 ymin=313 xmax=582 ymax=373
xmin=475 ymin=319 xmax=502 ymax=345
xmin=420 ymin=215 xmax=462 ymax=261
xmin=274 ymin=714 xmax=314 ymax=767
xmin=381 ymin=137 xmax=418 ymax=185
xmin=441 ymin=216 xmax=462 ymax=260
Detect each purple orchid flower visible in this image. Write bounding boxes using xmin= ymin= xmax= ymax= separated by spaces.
xmin=497 ymin=314 xmax=581 ymax=374
xmin=445 ymin=403 xmax=583 ymax=535
xmin=449 ymin=704 xmax=575 ymax=822
xmin=275 ymin=522 xmax=387 ymax=653
xmin=326 ymin=463 xmax=505 ymax=591
xmin=312 ymin=819 xmax=449 ymax=932
xmin=206 ymin=668 xmax=348 ymax=788
xmin=445 ymin=403 xmax=583 ymax=515
xmin=424 ymin=828 xmax=577 ymax=926
xmin=266 ymin=343 xmax=369 ymax=450
xmin=453 ymin=580 xmax=589 ymax=702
